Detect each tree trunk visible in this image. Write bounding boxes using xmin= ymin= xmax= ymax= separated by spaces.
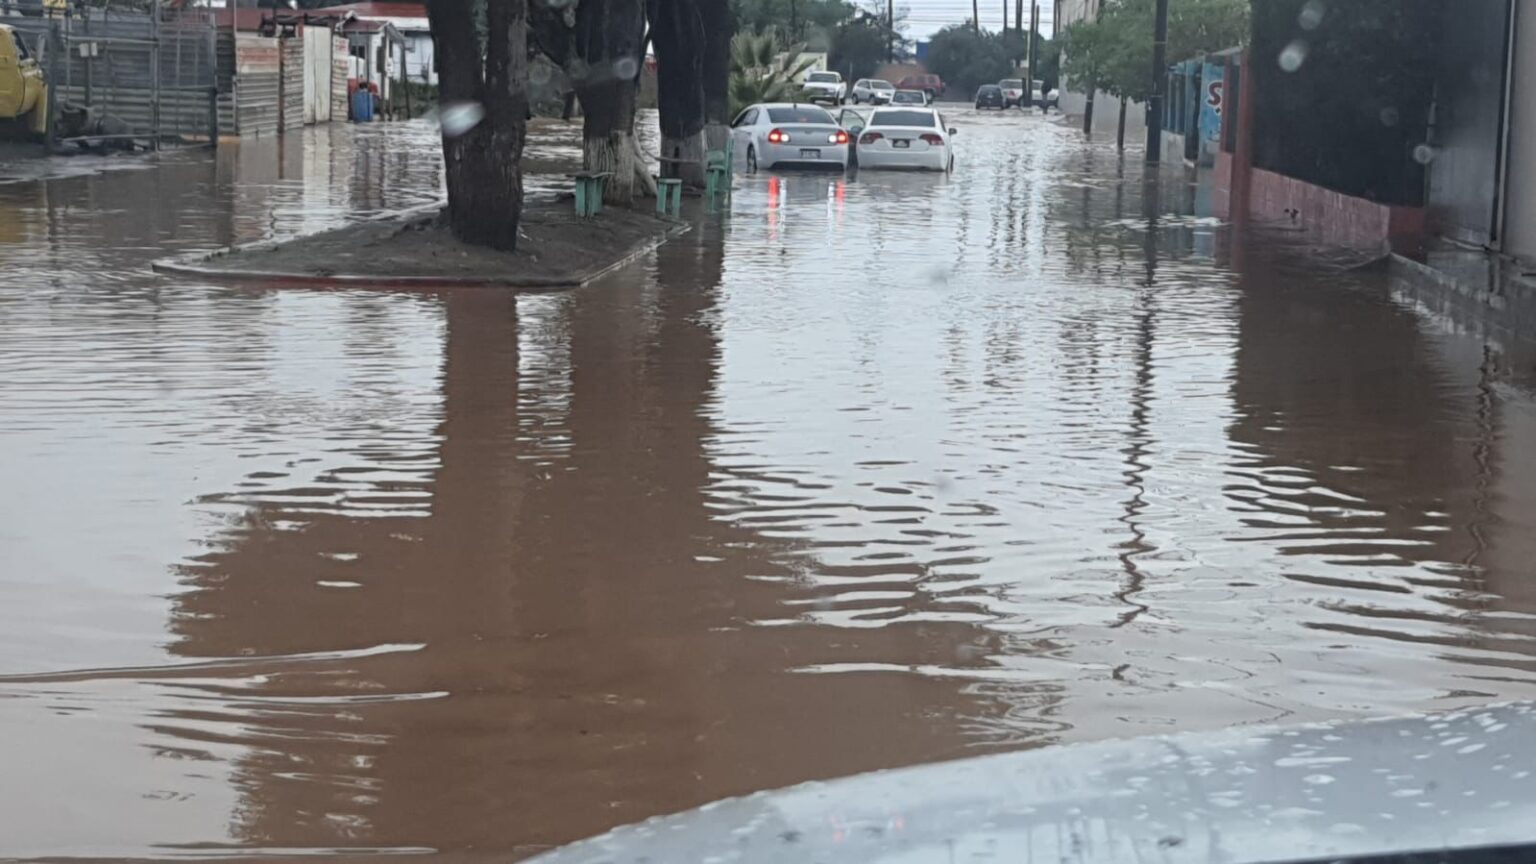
xmin=578 ymin=76 xmax=640 ymax=203
xmin=574 ymin=0 xmax=647 ymax=204
xmin=1083 ymin=87 xmax=1095 ymax=135
xmin=650 ymin=0 xmax=707 ymax=186
xmin=1117 ymin=95 xmax=1128 ymax=151
xmin=700 ymin=0 xmax=732 ymax=151
xmin=427 ymin=0 xmax=528 ymax=251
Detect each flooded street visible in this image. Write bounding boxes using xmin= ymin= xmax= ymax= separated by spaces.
xmin=3 ymin=111 xmax=1536 ymax=860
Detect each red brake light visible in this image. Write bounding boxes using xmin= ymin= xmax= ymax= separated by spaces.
xmin=767 ymin=128 xmax=789 ymax=144
xmin=832 ymin=130 xmax=850 ymax=144
xmin=920 ymin=133 xmax=944 ymax=145
xmin=859 ymin=131 xmax=883 ymax=145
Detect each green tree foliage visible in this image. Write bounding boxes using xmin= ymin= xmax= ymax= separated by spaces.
xmin=923 ymin=25 xmax=1015 ymax=99
xmin=923 ymin=26 xmax=1056 ymax=98
xmin=729 ymin=29 xmax=818 ymax=116
xmin=1061 ymin=0 xmax=1247 ymax=102
xmin=828 ymin=15 xmax=890 ymax=82
xmin=730 ymin=0 xmax=854 ymax=49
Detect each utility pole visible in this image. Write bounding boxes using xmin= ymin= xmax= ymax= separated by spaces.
xmin=973 ymin=0 xmax=980 ymax=34
xmin=887 ymin=0 xmax=894 ymax=61
xmin=1026 ymin=2 xmax=1039 ymax=91
xmin=1145 ymin=0 xmax=1169 ymax=162
xmin=1002 ymin=0 xmax=1007 ymax=34
xmin=790 ymin=0 xmax=798 ymax=40
xmin=1015 ymin=0 xmax=1023 ymax=38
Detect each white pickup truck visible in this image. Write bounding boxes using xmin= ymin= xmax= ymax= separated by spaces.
xmin=800 ymin=71 xmax=847 ymax=105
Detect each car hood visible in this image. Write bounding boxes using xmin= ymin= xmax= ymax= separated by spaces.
xmin=528 ymin=702 xmax=1536 ymax=864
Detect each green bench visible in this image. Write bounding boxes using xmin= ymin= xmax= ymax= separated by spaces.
xmin=571 ymin=171 xmax=612 ymax=218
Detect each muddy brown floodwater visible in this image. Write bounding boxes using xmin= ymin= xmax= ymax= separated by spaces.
xmin=2 ymin=113 xmax=1536 ymax=861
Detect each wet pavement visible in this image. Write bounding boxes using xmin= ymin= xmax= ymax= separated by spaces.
xmin=2 ymin=111 xmax=1536 ymax=861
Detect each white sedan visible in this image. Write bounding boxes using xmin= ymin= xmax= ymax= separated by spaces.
xmin=853 ymin=107 xmax=955 ymax=172
xmin=730 ymin=103 xmax=852 ymax=172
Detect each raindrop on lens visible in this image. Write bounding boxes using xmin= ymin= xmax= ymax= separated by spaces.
xmin=1380 ymin=106 xmax=1400 ymax=127
xmin=613 ymin=57 xmax=639 ymax=79
xmin=439 ymin=101 xmax=486 ymax=137
xmin=1298 ymin=0 xmax=1325 ymax=30
xmin=1278 ymin=40 xmax=1308 ymax=73
xmin=1413 ymin=144 xmax=1437 ymax=165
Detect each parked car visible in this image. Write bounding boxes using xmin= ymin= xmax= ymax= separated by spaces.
xmin=730 ymin=102 xmax=851 ymax=172
xmin=1041 ymin=86 xmax=1061 ymax=110
xmin=896 ymin=73 xmax=945 ymax=100
xmin=854 ymin=107 xmax=955 ymax=172
xmin=850 ymin=78 xmax=895 ymax=105
xmin=999 ymin=78 xmax=1026 ymax=108
xmin=975 ymin=84 xmax=1006 ymax=110
xmin=800 ymin=70 xmax=847 ymax=105
xmin=1031 ymin=79 xmax=1045 ymax=108
xmin=890 ymin=89 xmax=929 ymax=107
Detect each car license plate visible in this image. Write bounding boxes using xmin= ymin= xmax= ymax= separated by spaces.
xmin=800 ymin=148 xmax=821 ymax=158
xmin=893 ymin=139 xmax=910 ymax=149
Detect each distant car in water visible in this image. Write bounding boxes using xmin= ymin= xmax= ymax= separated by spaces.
xmin=890 ymin=89 xmax=930 ymax=107
xmin=975 ymin=84 xmax=1006 ymax=110
xmin=999 ymin=78 xmax=1026 ymax=108
xmin=730 ymin=102 xmax=851 ymax=172
xmin=897 ymin=73 xmax=945 ymax=100
xmin=800 ymin=71 xmax=847 ymax=105
xmin=850 ymin=78 xmax=895 ymax=105
xmin=854 ymin=107 xmax=955 ymax=172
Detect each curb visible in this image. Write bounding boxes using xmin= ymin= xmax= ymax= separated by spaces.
xmin=1387 ymin=251 xmax=1536 ymax=341
xmin=151 ymin=202 xmax=691 ymax=290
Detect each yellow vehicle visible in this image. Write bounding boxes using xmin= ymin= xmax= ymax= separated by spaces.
xmin=0 ymin=23 xmax=49 ymax=137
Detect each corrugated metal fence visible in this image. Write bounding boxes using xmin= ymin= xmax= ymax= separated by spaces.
xmin=279 ymin=35 xmax=302 ymax=131
xmin=233 ymin=32 xmax=279 ymax=136
xmin=7 ymin=8 xmax=218 ymax=144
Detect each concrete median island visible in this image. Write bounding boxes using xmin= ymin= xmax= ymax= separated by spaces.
xmin=153 ymin=199 xmax=687 ymax=289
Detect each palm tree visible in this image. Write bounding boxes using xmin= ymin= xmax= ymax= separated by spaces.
xmin=729 ymin=28 xmax=819 ymax=116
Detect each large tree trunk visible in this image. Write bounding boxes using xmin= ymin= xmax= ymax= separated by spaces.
xmin=1083 ymin=87 xmax=1096 ymax=136
xmin=427 ymin=0 xmax=528 ymax=250
xmin=577 ymin=77 xmax=644 ymax=203
xmin=574 ymin=0 xmax=647 ymax=204
xmin=700 ymin=0 xmax=732 ymax=151
xmin=650 ymin=0 xmax=707 ymax=186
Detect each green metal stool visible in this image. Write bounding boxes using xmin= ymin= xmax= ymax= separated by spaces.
xmin=705 ymin=165 xmax=730 ymax=213
xmin=704 ymin=138 xmax=734 ymax=213
xmin=572 ymin=171 xmax=612 ymax=218
xmin=655 ymin=177 xmax=683 ymax=217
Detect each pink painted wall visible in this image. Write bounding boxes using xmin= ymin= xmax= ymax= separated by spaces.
xmin=1244 ymin=167 xmax=1424 ymax=255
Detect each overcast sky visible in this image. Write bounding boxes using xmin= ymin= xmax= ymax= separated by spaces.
xmin=897 ymin=0 xmax=1058 ymax=41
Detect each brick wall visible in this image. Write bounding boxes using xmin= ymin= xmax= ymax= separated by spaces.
xmin=1249 ymin=167 xmax=1425 ymax=254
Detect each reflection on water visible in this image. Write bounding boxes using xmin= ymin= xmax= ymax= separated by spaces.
xmin=1 ymin=112 xmax=1535 ymax=859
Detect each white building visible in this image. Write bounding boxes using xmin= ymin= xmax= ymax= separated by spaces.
xmin=323 ymin=2 xmax=435 ymax=85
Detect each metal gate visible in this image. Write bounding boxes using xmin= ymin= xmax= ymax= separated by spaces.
xmin=2 ymin=3 xmax=217 ymax=148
